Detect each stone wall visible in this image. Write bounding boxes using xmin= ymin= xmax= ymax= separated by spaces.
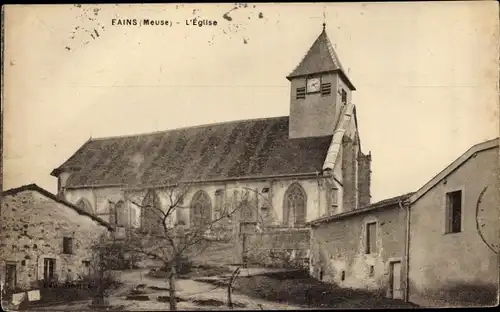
xmin=62 ymin=176 xmax=327 ymax=230
xmin=358 ymin=152 xmax=372 ymax=208
xmin=309 ymin=204 xmax=406 ymax=297
xmin=61 ymin=178 xmax=323 ymax=268
xmin=342 ymin=136 xmax=357 ymax=212
xmin=237 ymin=226 xmax=311 ymax=269
xmin=0 ymin=189 xmax=110 ymax=290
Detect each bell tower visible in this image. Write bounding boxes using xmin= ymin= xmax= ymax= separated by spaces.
xmin=287 ymin=24 xmax=356 ymax=139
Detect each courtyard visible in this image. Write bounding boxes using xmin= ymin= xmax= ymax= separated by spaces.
xmin=23 ymin=265 xmax=418 ymax=311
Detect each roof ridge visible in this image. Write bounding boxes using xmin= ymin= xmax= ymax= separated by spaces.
xmin=308 ymin=192 xmax=415 ymax=226
xmin=409 ymin=137 xmax=499 ymax=204
xmin=89 ymin=115 xmax=289 ymax=142
xmin=287 ymin=28 xmax=327 ymax=78
xmin=324 ymin=31 xmax=346 ymax=74
xmin=3 ymin=183 xmax=114 ymax=230
xmin=368 ymin=192 xmax=415 ymax=207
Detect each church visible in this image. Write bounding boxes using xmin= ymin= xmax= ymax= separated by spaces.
xmin=50 ymin=24 xmax=372 ymax=264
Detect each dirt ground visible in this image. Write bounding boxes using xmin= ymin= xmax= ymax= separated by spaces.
xmin=199 ymin=269 xmax=420 ymax=309
xmin=22 ymin=267 xmax=419 ymax=310
xmin=27 ymin=268 xmax=301 ymax=311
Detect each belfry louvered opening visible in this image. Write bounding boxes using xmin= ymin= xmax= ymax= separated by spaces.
xmin=321 ymin=83 xmax=332 ymax=96
xmin=296 ymin=87 xmax=306 ymax=99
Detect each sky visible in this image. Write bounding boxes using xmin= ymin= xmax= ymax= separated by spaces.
xmin=3 ymin=2 xmax=499 ymax=202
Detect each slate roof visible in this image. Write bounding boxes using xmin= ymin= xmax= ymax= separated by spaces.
xmin=307 ymin=192 xmax=415 ymax=226
xmin=286 ymin=27 xmax=356 ymax=90
xmin=51 ymin=117 xmax=334 ymax=188
xmin=3 ymin=184 xmax=114 ymax=230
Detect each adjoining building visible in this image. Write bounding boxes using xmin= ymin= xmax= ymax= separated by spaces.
xmin=407 ymin=138 xmax=499 ymax=307
xmin=308 ymin=138 xmax=499 ymax=307
xmin=1 ymin=184 xmax=113 ymax=291
xmin=308 ymin=193 xmax=413 ymax=300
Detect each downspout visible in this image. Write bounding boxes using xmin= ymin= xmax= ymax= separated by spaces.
xmin=400 ymin=199 xmax=411 ymax=303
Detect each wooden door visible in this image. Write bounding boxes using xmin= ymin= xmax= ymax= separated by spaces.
xmin=390 ymin=261 xmax=403 ymax=299
xmin=5 ymin=263 xmax=17 ymax=290
xmin=43 ymin=258 xmax=56 ymax=281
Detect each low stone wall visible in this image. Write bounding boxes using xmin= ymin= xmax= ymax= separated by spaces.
xmin=242 ymin=227 xmax=310 ymax=269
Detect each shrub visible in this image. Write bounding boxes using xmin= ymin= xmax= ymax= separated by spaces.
xmin=148 ymin=256 xmax=194 ymax=278
xmin=82 ymin=270 xmax=122 ymax=298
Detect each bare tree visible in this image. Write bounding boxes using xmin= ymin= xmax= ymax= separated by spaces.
xmin=115 ymin=182 xmax=306 ymax=310
xmin=117 ymin=183 xmax=270 ymax=310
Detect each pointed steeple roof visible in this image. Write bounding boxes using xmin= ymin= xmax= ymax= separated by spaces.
xmin=287 ymin=25 xmax=355 ymax=90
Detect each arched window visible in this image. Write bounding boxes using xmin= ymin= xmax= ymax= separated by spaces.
xmin=141 ymin=190 xmax=163 ymax=233
xmin=214 ymin=189 xmax=225 ymax=220
xmin=238 ymin=189 xmax=256 ymax=222
xmin=76 ymin=198 xmax=93 ymax=214
xmin=115 ymin=200 xmax=128 ymax=226
xmin=130 ymin=207 xmax=138 ymax=227
xmin=109 ymin=203 xmax=117 ymax=225
xmin=190 ymin=190 xmax=212 ymax=228
xmin=283 ymin=183 xmax=307 ymax=226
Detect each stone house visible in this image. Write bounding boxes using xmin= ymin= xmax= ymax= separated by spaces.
xmin=308 ymin=193 xmax=413 ymax=300
xmin=407 ymin=138 xmax=499 ymax=307
xmin=49 ymin=25 xmax=372 ymax=265
xmin=308 ymin=138 xmax=499 ymax=307
xmin=0 ymin=184 xmax=113 ymax=291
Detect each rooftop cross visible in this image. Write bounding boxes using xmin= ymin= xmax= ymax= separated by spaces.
xmin=309 ymin=6 xmax=327 ymax=31
xmin=323 ymin=8 xmax=326 ymax=30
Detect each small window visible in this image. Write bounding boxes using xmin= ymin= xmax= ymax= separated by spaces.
xmin=331 ymin=187 xmax=338 ymax=207
xmin=341 ymin=89 xmax=347 ymax=104
xmin=296 ymin=87 xmax=306 ymax=99
xmin=326 ymin=187 xmax=338 ymax=216
xmin=365 ymin=222 xmax=377 ymax=254
xmin=369 ymin=265 xmax=375 ymax=277
xmin=341 ymin=270 xmax=346 ymax=281
xmin=82 ymin=260 xmax=90 ymax=267
xmin=63 ymin=237 xmax=73 ymax=254
xmin=445 ymin=190 xmax=462 ymax=234
xmin=321 ymin=83 xmax=332 ymax=96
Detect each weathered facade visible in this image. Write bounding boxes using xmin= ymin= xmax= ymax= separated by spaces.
xmin=307 ymin=137 xmax=499 ymax=307
xmin=407 ymin=139 xmax=499 ymax=307
xmin=50 ymin=25 xmax=371 ymax=266
xmin=0 ymin=184 xmax=113 ymax=291
xmin=308 ymin=194 xmax=412 ymax=299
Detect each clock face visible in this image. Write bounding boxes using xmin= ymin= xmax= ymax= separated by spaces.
xmin=306 ymin=77 xmax=321 ymax=93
